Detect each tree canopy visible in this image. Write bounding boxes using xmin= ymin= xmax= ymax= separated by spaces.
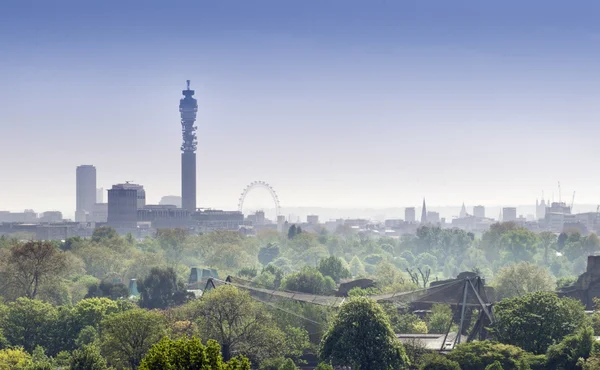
xmin=319 ymin=297 xmax=409 ymax=370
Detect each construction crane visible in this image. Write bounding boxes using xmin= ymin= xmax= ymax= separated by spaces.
xmin=570 ymin=191 xmax=576 ymax=212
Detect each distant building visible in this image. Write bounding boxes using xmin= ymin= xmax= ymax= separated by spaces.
xmin=159 ymin=195 xmax=182 ymax=208
xmin=405 ymin=207 xmax=416 ymax=223
xmin=192 ymin=209 xmax=244 ymax=232
xmin=76 ymin=165 xmax=96 ymax=222
xmin=307 ymin=215 xmax=319 ymax=224
xmin=137 ymin=205 xmax=190 ymax=228
xmin=92 ymin=203 xmax=108 ymax=223
xmin=459 ymin=203 xmax=467 ymax=218
xmin=421 ymin=199 xmax=427 ymax=223
xmin=385 ymin=219 xmax=403 ymax=228
xmin=96 ymin=188 xmax=104 ymax=203
xmin=473 ymin=205 xmax=485 ymax=218
xmin=39 ymin=211 xmax=63 ymax=223
xmin=536 ymin=198 xmax=547 ymax=220
xmin=107 ymin=183 xmax=145 ymax=229
xmin=502 ymin=207 xmax=517 ymax=222
xmin=427 ymin=211 xmax=440 ymax=224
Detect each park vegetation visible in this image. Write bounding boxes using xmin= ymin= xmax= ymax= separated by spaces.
xmin=0 ymin=222 xmax=599 ymax=369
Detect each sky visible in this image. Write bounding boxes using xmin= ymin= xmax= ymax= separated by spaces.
xmin=2 ymin=0 xmax=600 ymax=218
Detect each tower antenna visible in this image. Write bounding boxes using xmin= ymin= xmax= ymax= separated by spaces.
xmin=186 ymin=79 xmax=191 ymax=90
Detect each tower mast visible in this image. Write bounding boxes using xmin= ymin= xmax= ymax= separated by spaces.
xmin=180 ymin=80 xmax=198 ymax=211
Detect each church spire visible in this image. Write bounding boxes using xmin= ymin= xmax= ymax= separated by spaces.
xmin=460 ymin=202 xmax=467 ymax=218
xmin=421 ymin=198 xmax=427 ymax=223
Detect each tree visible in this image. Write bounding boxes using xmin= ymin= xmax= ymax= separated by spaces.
xmin=137 ymin=267 xmax=193 ymax=309
xmin=281 ymin=267 xmax=336 ymax=295
xmin=319 ymin=297 xmax=409 ymax=370
xmin=0 ymin=347 xmax=32 ymax=370
xmin=100 ymin=309 xmax=166 ymax=370
xmin=288 ymin=225 xmax=297 ymax=240
xmin=155 ymin=228 xmax=188 ymax=265
xmin=85 ymin=279 xmax=129 ymax=300
xmin=419 ymin=353 xmax=461 ymax=370
xmin=138 ymin=336 xmax=251 ymax=370
xmin=492 ymin=262 xmax=554 ymax=300
xmin=498 ymin=229 xmax=540 ymax=263
xmin=492 ymin=291 xmax=587 ymax=354
xmin=91 ymin=227 xmax=119 ymax=243
xmin=485 ymin=362 xmax=504 ymax=370
xmin=348 ymin=256 xmax=366 ymax=277
xmin=73 ymin=297 xmax=122 ymax=330
xmin=1 ymin=298 xmax=57 ymax=353
xmin=258 ymin=243 xmax=280 ymax=266
xmin=69 ymin=344 xmax=109 ymax=370
xmin=546 ymin=326 xmax=594 ymax=370
xmin=197 ymin=285 xmax=286 ymax=362
xmin=447 ymin=341 xmax=542 ymax=370
xmin=2 ymin=241 xmax=68 ymax=299
xmin=318 ymin=256 xmax=351 ymax=283
xmin=426 ymin=304 xmax=453 ymax=334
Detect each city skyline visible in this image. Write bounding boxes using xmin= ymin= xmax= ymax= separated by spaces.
xmin=2 ymin=1 xmax=600 ymax=214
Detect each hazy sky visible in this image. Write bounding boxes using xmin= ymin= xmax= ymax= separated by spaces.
xmin=2 ymin=0 xmax=600 ymax=217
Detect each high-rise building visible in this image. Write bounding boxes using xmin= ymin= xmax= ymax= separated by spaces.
xmin=405 ymin=207 xmax=416 ymax=223
xmin=107 ymin=183 xmax=145 ymax=229
xmin=96 ymin=188 xmax=104 ymax=203
xmin=473 ymin=205 xmax=485 ymax=218
xmin=427 ymin=211 xmax=440 ymax=223
xmin=536 ymin=198 xmax=547 ymax=220
xmin=180 ymin=80 xmax=198 ymax=212
xmin=421 ymin=198 xmax=427 ymax=223
xmin=503 ymin=207 xmax=517 ymax=222
xmin=76 ymin=165 xmax=96 ymax=222
xmin=307 ymin=215 xmax=319 ymax=224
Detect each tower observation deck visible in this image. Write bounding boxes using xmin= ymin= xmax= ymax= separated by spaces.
xmin=180 ymin=80 xmax=198 ymax=211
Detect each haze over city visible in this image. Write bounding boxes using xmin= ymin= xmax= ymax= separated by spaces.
xmin=3 ymin=1 xmax=600 ymax=217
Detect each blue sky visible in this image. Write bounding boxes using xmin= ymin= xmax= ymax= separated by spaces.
xmin=1 ymin=1 xmax=600 ymax=217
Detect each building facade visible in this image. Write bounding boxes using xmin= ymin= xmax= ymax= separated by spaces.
xmin=76 ymin=165 xmax=96 ymax=222
xmin=502 ymin=207 xmax=517 ymax=222
xmin=405 ymin=207 xmax=416 ymax=223
xmin=107 ymin=183 xmax=144 ymax=229
xmin=473 ymin=205 xmax=485 ymax=219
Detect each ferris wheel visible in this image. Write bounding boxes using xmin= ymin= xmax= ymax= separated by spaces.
xmin=238 ymin=181 xmax=281 ymax=218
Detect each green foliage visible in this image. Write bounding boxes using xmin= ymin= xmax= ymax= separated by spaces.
xmin=197 ymin=285 xmax=287 ymax=363
xmin=419 ymin=353 xmax=461 ymax=370
xmin=138 ymin=267 xmax=193 ymax=309
xmin=100 ymin=309 xmax=166 ymax=370
xmin=492 ymin=291 xmax=587 ymax=354
xmin=281 ymin=267 xmax=336 ymax=295
xmin=69 ymin=344 xmax=109 ymax=370
xmin=447 ymin=341 xmax=539 ymax=370
xmin=258 ymin=243 xmax=280 ymax=266
xmin=0 ymin=347 xmax=32 ymax=370
xmin=348 ymin=255 xmax=366 ymax=277
xmin=426 ymin=304 xmax=453 ymax=334
xmin=318 ymin=256 xmax=351 ymax=283
xmin=546 ymin=326 xmax=594 ymax=370
xmin=381 ymin=303 xmax=428 ymax=334
xmin=319 ymin=297 xmax=409 ymax=370
xmin=91 ymin=227 xmax=119 ymax=243
xmin=315 ymin=363 xmax=334 ymax=370
xmin=485 ymin=361 xmax=504 ymax=370
xmin=492 ymin=262 xmax=554 ymax=300
xmin=1 ymin=241 xmax=68 ymax=299
xmin=1 ymin=297 xmax=57 ymax=353
xmin=85 ymin=279 xmax=129 ymax=300
xmin=280 ymin=358 xmax=297 ymax=370
xmin=139 ymin=336 xmax=251 ymax=370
